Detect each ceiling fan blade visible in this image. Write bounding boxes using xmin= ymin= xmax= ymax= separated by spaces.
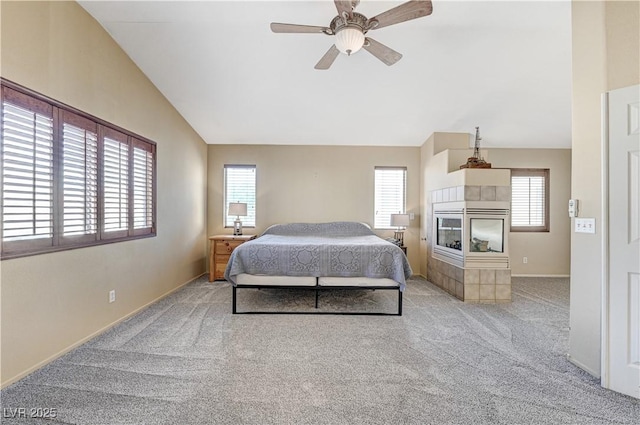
xmin=369 ymin=0 xmax=433 ymax=30
xmin=270 ymin=23 xmax=329 ymax=34
xmin=315 ymin=45 xmax=340 ymax=70
xmin=363 ymin=38 xmax=402 ymax=66
xmin=334 ymin=0 xmax=354 ymax=18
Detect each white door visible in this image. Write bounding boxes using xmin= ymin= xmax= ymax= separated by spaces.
xmin=605 ymin=84 xmax=640 ymax=399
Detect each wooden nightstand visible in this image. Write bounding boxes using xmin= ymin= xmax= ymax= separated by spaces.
xmin=209 ymin=235 xmax=256 ymax=281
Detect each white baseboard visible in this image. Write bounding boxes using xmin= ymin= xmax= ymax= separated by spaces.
xmin=0 ymin=273 xmax=206 ymax=390
xmin=418 ymin=273 xmax=571 ymax=279
xmin=566 ymin=353 xmax=600 ymax=378
xmin=511 ymin=274 xmax=570 ymax=278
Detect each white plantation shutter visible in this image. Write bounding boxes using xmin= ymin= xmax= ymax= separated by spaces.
xmin=103 ymin=131 xmax=129 ymax=236
xmin=132 ymin=139 xmax=154 ymax=234
xmin=511 ymin=169 xmax=549 ymax=231
xmin=1 ymin=88 xmax=54 ymax=250
xmin=224 ymin=165 xmax=256 ymax=227
xmin=374 ymin=167 xmax=407 ymax=229
xmin=62 ymin=112 xmax=98 ymax=240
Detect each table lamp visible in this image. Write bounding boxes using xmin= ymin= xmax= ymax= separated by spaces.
xmin=390 ymin=213 xmax=410 ymax=246
xmin=228 ymin=202 xmax=247 ymax=235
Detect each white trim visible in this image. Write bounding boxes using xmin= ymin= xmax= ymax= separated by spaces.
xmin=600 ymin=91 xmax=610 ymax=389
xmin=511 ymin=274 xmax=570 ymax=278
xmin=0 ymin=273 xmax=205 ymax=389
xmin=567 ymin=354 xmax=601 ymax=378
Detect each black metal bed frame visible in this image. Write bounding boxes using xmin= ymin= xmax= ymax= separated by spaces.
xmin=232 ymin=281 xmax=403 ymax=316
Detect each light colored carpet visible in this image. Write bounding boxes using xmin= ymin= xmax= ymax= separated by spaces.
xmin=1 ymin=276 xmax=638 ymax=424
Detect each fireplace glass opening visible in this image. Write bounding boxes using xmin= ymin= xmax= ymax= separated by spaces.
xmin=470 ymin=218 xmax=504 ymax=253
xmin=437 ymin=217 xmax=462 ymax=251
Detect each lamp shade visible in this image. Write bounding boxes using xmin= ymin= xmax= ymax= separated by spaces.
xmin=390 ymin=213 xmax=410 ymax=227
xmin=228 ymin=202 xmax=247 ymax=217
xmin=335 ymin=27 xmax=365 ymax=55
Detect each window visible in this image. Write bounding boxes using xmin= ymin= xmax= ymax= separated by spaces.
xmin=224 ymin=165 xmax=256 ymax=228
xmin=1 ymin=80 xmax=156 ymax=259
xmin=132 ymin=139 xmax=154 ymax=232
xmin=1 ymin=91 xmax=54 ymax=251
xmin=374 ymin=166 xmax=407 ymax=229
xmin=60 ymin=111 xmax=99 ymax=247
xmin=511 ymin=168 xmax=549 ymax=232
xmin=102 ymin=129 xmax=129 ymax=237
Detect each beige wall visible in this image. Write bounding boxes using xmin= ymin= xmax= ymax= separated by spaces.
xmin=489 ymin=149 xmax=572 ymax=276
xmin=419 ymin=132 xmax=469 ymax=276
xmin=570 ymin=0 xmax=640 ymax=376
xmin=207 ymin=145 xmax=422 ymax=273
xmin=0 ymin=1 xmax=208 ymax=387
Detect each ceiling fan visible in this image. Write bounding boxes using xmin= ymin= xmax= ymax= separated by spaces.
xmin=270 ymin=0 xmax=433 ymax=70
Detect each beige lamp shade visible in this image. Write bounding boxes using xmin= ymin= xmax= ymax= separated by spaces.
xmin=390 ymin=214 xmax=410 ymax=227
xmin=228 ymin=202 xmax=247 ymax=217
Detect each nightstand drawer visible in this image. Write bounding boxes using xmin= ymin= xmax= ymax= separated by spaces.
xmin=215 ymin=254 xmax=230 ymax=264
xmin=215 ymin=240 xmax=243 ymax=254
xmin=214 ymin=262 xmax=228 ymax=280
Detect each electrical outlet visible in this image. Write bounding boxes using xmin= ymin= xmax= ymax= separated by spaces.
xmin=523 ymin=257 xmax=528 ymax=264
xmin=109 ymin=290 xmax=116 ymax=303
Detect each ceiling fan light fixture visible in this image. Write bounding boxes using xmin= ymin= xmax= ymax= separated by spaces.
xmin=335 ymin=27 xmax=364 ymax=56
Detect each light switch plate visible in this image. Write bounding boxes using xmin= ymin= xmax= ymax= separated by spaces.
xmin=575 ymin=218 xmax=596 ymax=234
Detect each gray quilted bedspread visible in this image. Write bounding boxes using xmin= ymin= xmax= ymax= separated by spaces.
xmin=224 ymin=222 xmax=412 ymax=290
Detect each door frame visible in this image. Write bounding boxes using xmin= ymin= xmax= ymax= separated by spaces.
xmin=600 ymin=91 xmax=610 ymax=389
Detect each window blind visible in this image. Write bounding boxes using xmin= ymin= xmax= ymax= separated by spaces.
xmin=62 ymin=113 xmax=98 ymax=239
xmin=103 ymin=136 xmax=129 ymax=234
xmin=374 ymin=167 xmax=407 ymax=229
xmin=224 ymin=165 xmax=256 ymax=227
xmin=1 ymin=99 xmax=54 ymax=245
xmin=132 ymin=141 xmax=154 ymax=232
xmin=511 ymin=169 xmax=549 ymax=231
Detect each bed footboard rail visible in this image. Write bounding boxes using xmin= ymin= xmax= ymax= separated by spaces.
xmin=232 ymin=283 xmax=402 ymax=316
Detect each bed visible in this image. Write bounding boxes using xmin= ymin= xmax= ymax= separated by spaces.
xmin=224 ymin=222 xmax=412 ymax=315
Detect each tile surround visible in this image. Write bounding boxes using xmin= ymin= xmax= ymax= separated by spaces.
xmin=496 ymin=269 xmax=511 ymax=285
xmin=464 ymin=284 xmax=480 ymax=301
xmin=464 ymin=269 xmax=480 ymax=284
xmin=480 ymin=186 xmax=496 ymax=201
xmin=449 ymin=187 xmax=457 ymax=202
xmin=464 ymin=186 xmax=481 ymax=201
xmin=496 ymin=186 xmax=511 ymax=202
xmin=496 ymin=284 xmax=511 ymax=301
xmin=480 ymin=269 xmax=496 ymax=284
xmin=427 ymin=257 xmax=511 ymax=302
xmin=456 ymin=186 xmax=464 ymax=201
xmin=479 ymin=284 xmax=496 ymax=300
xmin=428 ymin=184 xmax=512 ymax=303
xmin=430 ymin=185 xmax=510 ymax=204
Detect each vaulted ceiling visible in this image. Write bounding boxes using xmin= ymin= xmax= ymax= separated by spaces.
xmin=79 ymin=0 xmax=572 ymax=148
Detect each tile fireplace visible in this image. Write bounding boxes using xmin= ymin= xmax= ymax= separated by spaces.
xmin=427 ymin=187 xmax=512 ymax=303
